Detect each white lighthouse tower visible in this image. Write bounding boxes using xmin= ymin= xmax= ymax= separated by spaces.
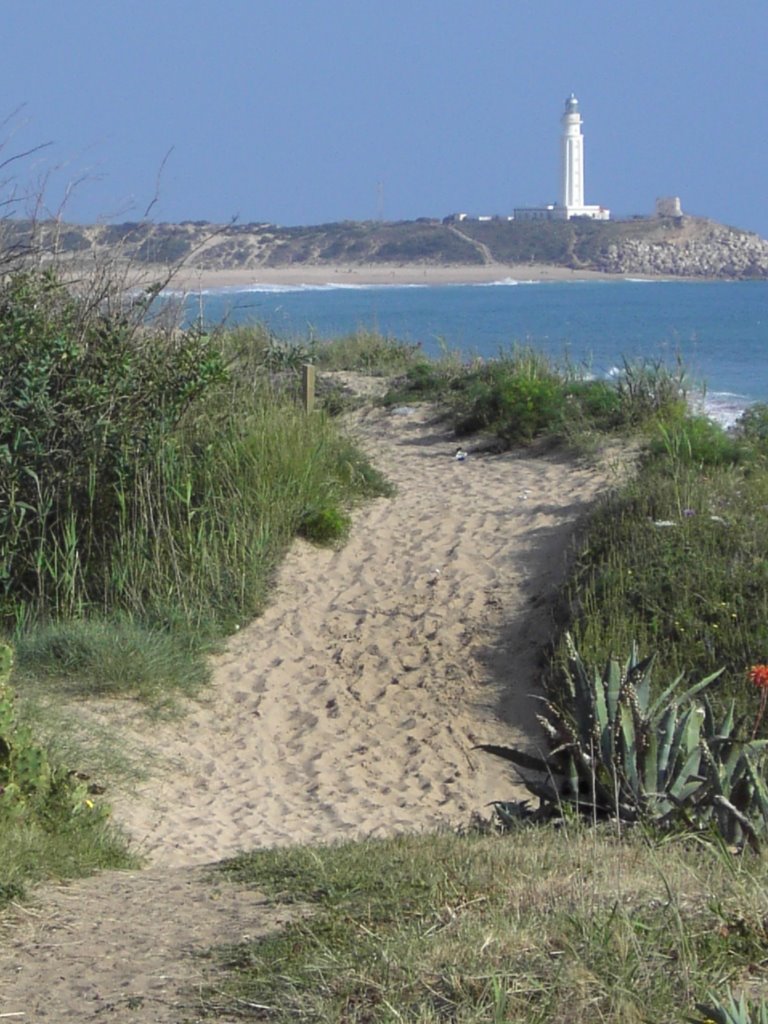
xmin=561 ymin=94 xmax=584 ymax=209
xmin=557 ymin=94 xmax=609 ymax=220
xmin=513 ymin=95 xmax=610 ymax=222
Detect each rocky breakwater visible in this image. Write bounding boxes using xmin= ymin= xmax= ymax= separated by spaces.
xmin=596 ymin=219 xmax=768 ymax=279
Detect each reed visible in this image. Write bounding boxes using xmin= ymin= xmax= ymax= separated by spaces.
xmin=0 ymin=274 xmax=389 ymax=708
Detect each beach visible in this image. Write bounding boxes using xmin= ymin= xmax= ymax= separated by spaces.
xmin=170 ymin=261 xmax=622 ymax=291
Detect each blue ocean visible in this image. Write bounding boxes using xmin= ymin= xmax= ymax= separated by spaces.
xmin=180 ymin=279 xmax=767 ymax=427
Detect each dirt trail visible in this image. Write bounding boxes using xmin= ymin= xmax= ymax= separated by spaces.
xmin=0 ymin=401 xmax=612 ymax=1021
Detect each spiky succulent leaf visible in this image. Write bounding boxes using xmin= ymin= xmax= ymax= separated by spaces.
xmin=647 ymin=671 xmax=688 ymax=722
xmin=631 ymin=652 xmax=655 ymax=715
xmin=656 ymin=703 xmax=679 ymax=789
xmin=743 ymin=756 xmax=768 ymax=829
xmin=567 ymin=650 xmax=595 ymax=748
xmin=667 ymin=705 xmax=703 ymax=778
xmin=642 ymin=727 xmax=660 ymax=796
xmin=514 ymin=772 xmax=567 ymax=808
xmin=484 ymin=636 xmax=765 ymax=840
xmin=716 ymin=699 xmax=736 ymax=740
xmin=605 ymin=657 xmax=622 ymax=726
xmin=591 ymin=666 xmax=612 ymax=761
xmin=619 ymin=702 xmax=639 ymax=796
xmin=651 ymin=668 xmax=725 ymax=722
xmin=689 ymin=990 xmax=768 ymax=1023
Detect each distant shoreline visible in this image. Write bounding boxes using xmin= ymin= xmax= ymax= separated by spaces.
xmin=168 ymin=262 xmax=630 ymax=291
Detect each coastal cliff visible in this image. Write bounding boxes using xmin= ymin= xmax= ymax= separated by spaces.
xmin=10 ymin=214 xmax=768 ymax=280
xmin=593 ymin=219 xmax=768 ymax=278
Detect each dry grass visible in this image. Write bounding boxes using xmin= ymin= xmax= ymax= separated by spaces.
xmin=208 ymin=826 xmax=768 ymax=1022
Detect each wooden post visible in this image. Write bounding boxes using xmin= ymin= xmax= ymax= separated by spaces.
xmin=302 ymin=363 xmax=316 ymax=413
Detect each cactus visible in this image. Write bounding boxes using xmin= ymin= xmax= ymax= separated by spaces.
xmin=478 ymin=636 xmax=768 ymax=843
xmin=12 ymin=743 xmax=51 ymax=798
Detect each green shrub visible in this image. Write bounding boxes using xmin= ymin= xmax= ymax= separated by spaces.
xmin=455 ymin=373 xmax=564 ymax=444
xmin=404 ymin=361 xmax=444 ymax=393
xmin=0 ymin=274 xmax=390 ymax=643
xmin=736 ymin=402 xmax=768 ymax=447
xmin=561 ymin=379 xmax=625 ymax=431
xmin=451 ymin=353 xmax=687 ymax=443
xmin=382 ymin=357 xmax=466 ymax=406
xmin=219 ymin=322 xmax=318 ymax=372
xmin=446 ymin=349 xmax=566 ymax=444
xmin=298 ymin=504 xmax=351 ymax=545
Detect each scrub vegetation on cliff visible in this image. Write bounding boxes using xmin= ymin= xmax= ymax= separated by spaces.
xmin=6 ymin=211 xmax=768 ymax=278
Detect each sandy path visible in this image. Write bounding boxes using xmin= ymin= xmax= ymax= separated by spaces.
xmin=108 ymin=402 xmax=608 ymax=865
xmin=0 ymin=401 xmax=612 ymax=1021
xmin=0 ymin=868 xmax=299 ymax=1022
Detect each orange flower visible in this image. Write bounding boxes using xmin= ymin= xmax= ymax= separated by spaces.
xmin=749 ymin=664 xmax=768 ymax=690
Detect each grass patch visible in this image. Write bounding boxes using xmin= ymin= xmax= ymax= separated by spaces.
xmin=16 ymin=692 xmax=153 ymax=792
xmin=556 ymin=410 xmax=768 ymax=717
xmin=0 ymin=643 xmax=137 ymax=906
xmin=13 ymin=616 xmax=208 ymax=703
xmin=208 ymin=829 xmax=768 ymax=1023
xmin=0 ymin=807 xmax=135 ymax=905
xmin=314 ymin=329 xmax=423 ymax=375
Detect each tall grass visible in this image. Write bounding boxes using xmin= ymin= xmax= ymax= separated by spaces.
xmin=0 ymin=809 xmax=135 ymax=905
xmin=102 ymin=384 xmax=387 ymax=634
xmin=313 ymin=329 xmax=422 ymax=374
xmin=0 ymin=277 xmax=390 ymax=692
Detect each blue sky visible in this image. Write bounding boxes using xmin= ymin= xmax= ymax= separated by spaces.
xmin=2 ymin=1 xmax=766 ymax=235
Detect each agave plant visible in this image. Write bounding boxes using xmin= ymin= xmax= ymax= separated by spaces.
xmin=688 ymin=991 xmax=768 ymax=1024
xmin=478 ymin=635 xmax=768 ymax=844
xmin=699 ymin=697 xmax=768 ymax=848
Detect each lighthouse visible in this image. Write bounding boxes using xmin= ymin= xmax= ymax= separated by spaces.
xmin=513 ymin=95 xmax=610 ymax=222
xmin=561 ymin=94 xmax=585 ymax=209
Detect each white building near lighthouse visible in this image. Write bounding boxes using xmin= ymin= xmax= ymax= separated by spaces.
xmin=515 ymin=94 xmax=610 ymax=221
